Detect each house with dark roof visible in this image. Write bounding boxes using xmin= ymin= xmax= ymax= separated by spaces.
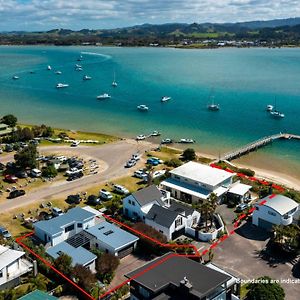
xmin=145 ymin=202 xmax=200 ymax=240
xmin=123 ymin=185 xmax=170 ymax=221
xmin=126 ymin=254 xmax=240 ymax=300
xmin=252 ymin=194 xmax=299 ymax=230
xmin=123 ymin=185 xmax=200 ymax=241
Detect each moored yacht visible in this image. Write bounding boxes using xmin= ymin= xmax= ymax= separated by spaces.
xmin=56 ymin=83 xmax=69 ymax=88
xmin=83 ymin=75 xmax=92 ymax=80
xmin=137 ymin=104 xmax=149 ymax=111
xmin=207 ymin=89 xmax=220 ymax=111
xmin=112 ymin=71 xmax=117 ymax=87
xmin=266 ymin=104 xmax=273 ymax=111
xmin=12 ymin=75 xmax=19 ymax=80
xmin=55 ymin=71 xmax=62 ymax=75
xmin=97 ymin=93 xmax=111 ymax=100
xmin=47 ymin=65 xmax=52 ymax=70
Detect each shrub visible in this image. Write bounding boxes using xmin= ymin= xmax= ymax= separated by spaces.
xmin=164 ymin=158 xmax=182 ymax=168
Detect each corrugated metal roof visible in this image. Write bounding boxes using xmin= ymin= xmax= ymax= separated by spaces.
xmin=34 ymin=207 xmax=95 ymax=236
xmin=261 ymin=194 xmax=298 ymax=215
xmin=46 ymin=242 xmax=96 ymax=266
xmin=85 ymin=221 xmax=139 ymax=250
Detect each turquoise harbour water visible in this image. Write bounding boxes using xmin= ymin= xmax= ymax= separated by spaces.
xmin=0 ymin=46 xmax=300 ymax=178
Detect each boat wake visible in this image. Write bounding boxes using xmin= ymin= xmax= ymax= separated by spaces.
xmin=80 ymin=52 xmax=112 ymax=61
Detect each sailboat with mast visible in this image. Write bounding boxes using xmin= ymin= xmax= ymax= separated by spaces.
xmin=112 ymin=71 xmax=117 ymax=87
xmin=270 ymin=97 xmax=285 ymax=118
xmin=207 ymin=89 xmax=220 ymax=111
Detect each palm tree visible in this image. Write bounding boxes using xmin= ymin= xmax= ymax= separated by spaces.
xmin=145 ymin=163 xmax=154 ymax=186
xmin=201 ymin=200 xmax=213 ymax=231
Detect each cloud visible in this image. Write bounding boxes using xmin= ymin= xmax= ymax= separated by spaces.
xmin=0 ymin=0 xmax=299 ymax=31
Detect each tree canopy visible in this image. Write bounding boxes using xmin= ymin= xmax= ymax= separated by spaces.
xmin=182 ymin=148 xmax=196 ymax=161
xmin=1 ymin=114 xmax=17 ymax=127
xmin=14 ymin=144 xmax=38 ymax=169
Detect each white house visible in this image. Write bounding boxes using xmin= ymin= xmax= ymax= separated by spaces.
xmin=145 ymin=202 xmax=200 ymax=240
xmin=34 ymin=207 xmax=96 ymax=246
xmin=160 ymin=161 xmax=235 ymax=204
xmin=123 ymin=185 xmax=170 ymax=221
xmin=86 ymin=221 xmax=139 ymax=258
xmin=0 ymin=245 xmax=33 ymax=290
xmin=252 ymin=194 xmax=299 ymax=230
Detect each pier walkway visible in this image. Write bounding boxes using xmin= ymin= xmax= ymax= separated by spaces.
xmin=220 ymin=133 xmax=300 ymax=161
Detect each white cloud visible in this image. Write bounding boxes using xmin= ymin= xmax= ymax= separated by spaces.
xmin=0 ymin=0 xmax=299 ymax=31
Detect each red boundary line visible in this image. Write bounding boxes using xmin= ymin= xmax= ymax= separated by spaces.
xmin=15 ymin=193 xmax=280 ymax=299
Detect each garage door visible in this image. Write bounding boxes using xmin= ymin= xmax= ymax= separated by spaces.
xmin=258 ymin=218 xmax=273 ymax=231
xmin=171 ymin=227 xmax=185 ymax=240
xmin=118 ymin=245 xmax=134 ymax=258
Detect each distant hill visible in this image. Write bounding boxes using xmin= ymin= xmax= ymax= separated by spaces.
xmin=233 ymin=17 xmax=300 ymax=29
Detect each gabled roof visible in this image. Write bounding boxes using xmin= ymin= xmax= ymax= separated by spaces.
xmin=146 ymin=204 xmax=179 ymax=228
xmin=34 ymin=207 xmax=95 ymax=236
xmin=132 ymin=185 xmax=165 ymax=207
xmin=0 ymin=245 xmax=24 ymax=270
xmin=260 ymin=194 xmax=298 ymax=215
xmin=18 ymin=290 xmax=58 ymax=300
xmin=126 ymin=254 xmax=230 ymax=297
xmin=170 ymin=161 xmax=234 ymax=187
xmin=168 ymin=200 xmax=194 ymax=216
xmin=85 ymin=221 xmax=139 ymax=250
xmin=46 ymin=242 xmax=96 ymax=267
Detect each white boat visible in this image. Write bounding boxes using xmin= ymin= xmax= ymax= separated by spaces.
xmin=179 ymin=138 xmax=195 ymax=144
xmin=47 ymin=65 xmax=52 ymax=70
xmin=136 ymin=135 xmax=146 ymax=140
xmin=55 ymin=71 xmax=62 ymax=75
xmin=137 ymin=104 xmax=149 ymax=111
xmin=161 ymin=138 xmax=173 ymax=144
xmin=207 ymin=89 xmax=220 ymax=111
xmin=75 ymin=64 xmax=82 ymax=68
xmin=83 ymin=75 xmax=92 ymax=80
xmin=161 ymin=96 xmax=171 ymax=102
xmin=270 ymin=111 xmax=285 ymax=118
xmin=56 ymin=83 xmax=69 ymax=88
xmin=266 ymin=105 xmax=273 ymax=111
xmin=76 ymin=67 xmax=83 ymax=71
xmin=112 ymin=71 xmax=117 ymax=87
xmin=151 ymin=131 xmax=161 ymax=136
xmin=97 ymin=93 xmax=111 ymax=100
xmin=12 ymin=76 xmax=19 ymax=80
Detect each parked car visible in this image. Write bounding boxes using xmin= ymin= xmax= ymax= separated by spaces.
xmin=113 ymin=184 xmax=129 ymax=195
xmin=8 ymin=189 xmax=25 ymax=199
xmin=134 ymin=169 xmax=146 ymax=179
xmin=100 ymin=189 xmax=113 ymax=200
xmin=150 ymin=157 xmax=163 ymax=164
xmin=132 ymin=153 xmax=141 ymax=161
xmin=125 ymin=159 xmax=136 ymax=168
xmin=152 ymin=170 xmax=166 ymax=179
xmin=4 ymin=144 xmax=13 ymax=152
xmin=147 ymin=158 xmax=159 ymax=166
xmin=236 ymin=203 xmax=249 ymax=212
xmin=15 ymin=170 xmax=28 ymax=179
xmin=0 ymin=226 xmax=11 ymax=239
xmin=30 ymin=168 xmax=42 ymax=177
xmin=66 ymin=194 xmax=81 ymax=204
xmin=67 ymin=171 xmax=84 ymax=181
xmin=4 ymin=175 xmax=18 ymax=183
xmin=52 ymin=207 xmax=64 ymax=217
xmin=87 ymin=195 xmax=101 ymax=206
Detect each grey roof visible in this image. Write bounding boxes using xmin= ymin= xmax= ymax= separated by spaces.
xmin=85 ymin=221 xmax=139 ymax=250
xmin=126 ymin=254 xmax=230 ymax=297
xmin=146 ymin=204 xmax=179 ymax=228
xmin=34 ymin=207 xmax=95 ymax=236
xmin=46 ymin=242 xmax=96 ymax=267
xmin=168 ymin=200 xmax=194 ymax=216
xmin=261 ymin=194 xmax=299 ymax=215
xmin=0 ymin=245 xmax=24 ymax=270
xmin=132 ymin=185 xmax=165 ymax=207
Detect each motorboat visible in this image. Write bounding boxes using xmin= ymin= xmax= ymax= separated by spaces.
xmin=161 ymin=96 xmax=171 ymax=102
xmin=270 ymin=110 xmax=285 ymax=118
xmin=75 ymin=64 xmax=82 ymax=68
xmin=137 ymin=104 xmax=149 ymax=111
xmin=47 ymin=65 xmax=52 ymax=70
xmin=179 ymin=139 xmax=195 ymax=144
xmin=161 ymin=138 xmax=173 ymax=144
xmin=151 ymin=131 xmax=161 ymax=136
xmin=56 ymin=83 xmax=69 ymax=88
xmin=83 ymin=75 xmax=92 ymax=80
xmin=266 ymin=105 xmax=273 ymax=111
xmin=12 ymin=75 xmax=19 ymax=80
xmin=97 ymin=93 xmax=111 ymax=100
xmin=136 ymin=135 xmax=146 ymax=140
xmin=55 ymin=71 xmax=62 ymax=75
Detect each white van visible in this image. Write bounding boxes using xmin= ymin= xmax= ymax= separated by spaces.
xmin=52 ymin=207 xmax=64 ymax=217
xmin=100 ymin=189 xmax=113 ymax=200
xmin=31 ymin=168 xmax=42 ymax=177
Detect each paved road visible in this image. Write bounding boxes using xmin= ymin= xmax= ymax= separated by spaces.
xmin=0 ymin=140 xmax=151 ymax=212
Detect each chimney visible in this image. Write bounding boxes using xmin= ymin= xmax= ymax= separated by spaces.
xmin=180 ymin=276 xmax=193 ymax=294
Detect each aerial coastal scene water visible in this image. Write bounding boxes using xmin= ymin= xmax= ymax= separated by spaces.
xmin=0 ymin=46 xmax=300 ymax=180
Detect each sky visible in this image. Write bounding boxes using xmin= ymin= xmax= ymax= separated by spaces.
xmin=0 ymin=0 xmax=299 ymax=31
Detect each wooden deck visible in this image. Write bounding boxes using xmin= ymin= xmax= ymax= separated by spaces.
xmin=220 ymin=133 xmax=300 ymax=161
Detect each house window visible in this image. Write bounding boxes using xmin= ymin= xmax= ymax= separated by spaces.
xmin=77 ymin=223 xmax=83 ymax=228
xmin=0 ymin=271 xmax=3 ymax=278
xmin=128 ymin=200 xmax=132 ymax=204
xmin=95 ymin=243 xmax=99 ymax=248
xmin=175 ymin=218 xmax=182 ymax=228
xmin=132 ymin=201 xmax=136 ymax=206
xmin=268 ymin=211 xmax=276 ymax=217
xmin=65 ymin=224 xmax=75 ymax=233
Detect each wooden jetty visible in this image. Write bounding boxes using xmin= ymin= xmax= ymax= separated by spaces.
xmin=220 ymin=133 xmax=300 ymax=161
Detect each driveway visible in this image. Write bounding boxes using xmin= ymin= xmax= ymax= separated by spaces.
xmin=212 ymin=221 xmax=299 ymax=300
xmin=0 ymin=140 xmax=152 ymax=212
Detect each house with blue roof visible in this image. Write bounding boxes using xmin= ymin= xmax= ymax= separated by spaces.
xmin=34 ymin=207 xmax=96 ymax=246
xmin=46 ymin=242 xmax=97 ymax=272
xmin=86 ymin=221 xmax=139 ymax=258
